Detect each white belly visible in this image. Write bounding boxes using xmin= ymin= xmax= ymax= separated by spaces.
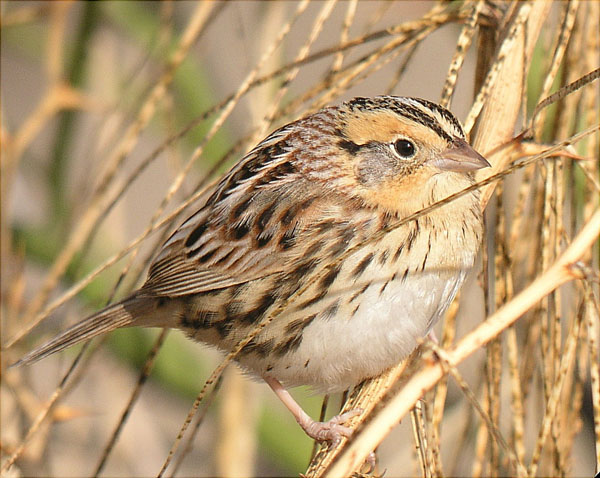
xmin=267 ymin=267 xmax=466 ymax=393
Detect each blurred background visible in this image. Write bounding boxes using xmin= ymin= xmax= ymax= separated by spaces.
xmin=1 ymin=1 xmax=598 ymax=477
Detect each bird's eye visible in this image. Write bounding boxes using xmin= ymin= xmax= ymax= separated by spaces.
xmin=392 ymin=139 xmax=416 ymax=159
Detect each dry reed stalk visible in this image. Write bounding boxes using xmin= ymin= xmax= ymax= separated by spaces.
xmin=5 ymin=2 xmax=217 ymax=349
xmin=215 ymin=368 xmax=257 ymax=478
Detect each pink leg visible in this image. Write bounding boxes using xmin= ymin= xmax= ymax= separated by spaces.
xmin=264 ymin=376 xmax=362 ymax=446
xmin=427 ymin=329 xmax=439 ymax=345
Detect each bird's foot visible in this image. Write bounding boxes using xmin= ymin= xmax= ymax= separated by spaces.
xmin=299 ymin=408 xmax=363 ymax=446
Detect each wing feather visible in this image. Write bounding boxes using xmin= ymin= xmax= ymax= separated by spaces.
xmin=142 ymin=124 xmax=343 ymax=297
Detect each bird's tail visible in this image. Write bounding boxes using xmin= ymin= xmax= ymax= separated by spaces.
xmin=13 ymin=294 xmax=157 ymax=367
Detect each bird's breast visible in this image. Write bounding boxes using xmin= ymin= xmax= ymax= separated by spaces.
xmin=246 ymin=213 xmax=481 ymax=392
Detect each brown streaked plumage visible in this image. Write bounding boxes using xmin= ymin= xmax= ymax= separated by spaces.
xmin=15 ymin=96 xmax=489 ymax=444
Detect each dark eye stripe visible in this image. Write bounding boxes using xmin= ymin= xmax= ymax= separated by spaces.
xmin=391 ymin=103 xmax=453 ymax=144
xmin=337 ymin=139 xmax=361 ymax=154
xmin=345 ymin=96 xmax=460 ymax=145
xmin=411 ymin=97 xmax=464 ymax=138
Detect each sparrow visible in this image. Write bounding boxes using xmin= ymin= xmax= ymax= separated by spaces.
xmin=15 ymin=96 xmax=489 ymax=443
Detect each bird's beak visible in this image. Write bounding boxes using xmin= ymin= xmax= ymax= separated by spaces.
xmin=432 ymin=138 xmax=491 ymax=172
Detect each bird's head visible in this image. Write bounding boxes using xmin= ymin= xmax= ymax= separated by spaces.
xmin=297 ymin=96 xmax=490 ymax=217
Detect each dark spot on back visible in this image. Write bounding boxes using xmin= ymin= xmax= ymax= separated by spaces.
xmin=379 ymin=281 xmax=389 ymax=295
xmin=193 ymin=288 xmax=223 ymax=298
xmin=275 ymin=160 xmax=296 ymax=176
xmin=394 ymin=243 xmax=405 ymax=261
xmin=231 ymin=221 xmax=251 ymax=240
xmin=257 ymin=230 xmax=274 ymax=248
xmin=230 ymin=164 xmax=255 ymax=187
xmin=215 ymin=249 xmax=235 ymax=265
xmin=299 ymin=290 xmax=327 ymax=310
xmin=230 ymin=283 xmax=247 ymax=298
xmin=239 ymin=338 xmax=257 ymax=355
xmin=257 ymin=202 xmax=277 ymax=231
xmin=185 ymin=221 xmax=208 ymax=247
xmin=281 ymin=206 xmax=296 ymax=226
xmin=196 ymin=249 xmax=216 ymax=263
xmin=348 ymin=97 xmax=373 ymax=110
xmin=406 ymin=227 xmax=418 ymax=250
xmin=281 ymin=197 xmax=316 ymax=226
xmin=350 ymin=282 xmax=370 ymax=303
xmin=255 ymin=159 xmax=297 ymax=187
xmin=232 ymin=197 xmax=252 ymax=219
xmin=420 ymin=236 xmax=432 ymax=271
xmin=264 ymin=141 xmax=286 ymax=160
xmin=279 ymin=228 xmax=297 ymax=250
xmin=380 ymin=213 xmax=392 ymax=231
xmin=214 ymin=319 xmax=233 ymax=338
xmin=287 ymin=259 xmax=318 ymax=285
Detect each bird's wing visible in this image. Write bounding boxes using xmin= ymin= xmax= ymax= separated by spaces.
xmin=142 ymin=126 xmax=354 ymax=298
xmin=143 ymin=183 xmax=342 ymax=297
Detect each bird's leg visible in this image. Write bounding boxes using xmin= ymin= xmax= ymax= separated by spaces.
xmin=427 ymin=329 xmax=439 ymax=344
xmin=264 ymin=376 xmax=362 ymax=446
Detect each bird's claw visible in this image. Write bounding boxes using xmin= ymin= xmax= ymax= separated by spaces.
xmin=303 ymin=408 xmax=363 ymax=446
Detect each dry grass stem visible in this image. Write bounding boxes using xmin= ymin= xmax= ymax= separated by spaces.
xmin=93 ymin=329 xmax=169 ymax=476
xmin=439 ymin=0 xmax=484 ymax=109
xmin=6 ymin=2 xmax=217 ymax=349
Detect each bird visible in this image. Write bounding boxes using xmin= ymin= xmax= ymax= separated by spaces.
xmin=14 ymin=96 xmax=489 ymax=444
